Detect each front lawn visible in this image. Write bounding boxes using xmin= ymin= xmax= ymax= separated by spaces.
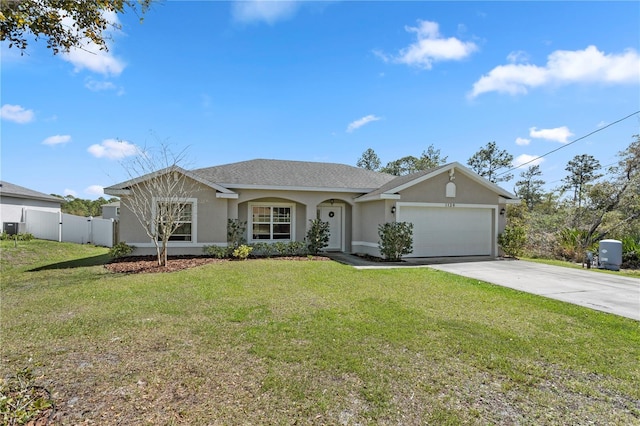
xmin=2 ymin=240 xmax=639 ymax=424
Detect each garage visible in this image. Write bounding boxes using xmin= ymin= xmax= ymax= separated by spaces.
xmin=398 ymin=206 xmax=493 ymax=257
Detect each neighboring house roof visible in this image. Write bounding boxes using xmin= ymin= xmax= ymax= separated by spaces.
xmin=102 ymin=201 xmax=121 ymax=208
xmin=192 ymin=159 xmax=396 ymax=192
xmin=0 ymin=181 xmax=63 ymax=204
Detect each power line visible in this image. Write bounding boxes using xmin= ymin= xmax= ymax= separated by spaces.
xmin=497 ymin=110 xmax=640 ymax=177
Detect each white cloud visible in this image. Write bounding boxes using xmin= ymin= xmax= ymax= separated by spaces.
xmin=347 ymin=115 xmax=381 ymax=133
xmin=88 ymin=139 xmax=140 ymax=159
xmin=59 ymin=11 xmax=125 ymax=76
xmin=64 ymin=188 xmax=78 ymax=197
xmin=232 ymin=0 xmax=299 ymax=24
xmin=507 ymin=50 xmax=530 ymax=64
xmin=514 ymin=154 xmax=544 ymax=168
xmin=85 ymin=185 xmax=105 ymax=196
xmin=1 ymin=104 xmax=35 ymax=123
xmin=515 ymin=137 xmax=531 ymax=146
xmin=529 ymin=126 xmax=574 ymax=143
xmin=42 ymin=134 xmax=72 ymax=146
xmin=85 ymin=78 xmax=117 ymax=91
xmin=470 ymin=45 xmax=640 ymax=98
xmin=378 ymin=20 xmax=477 ymax=70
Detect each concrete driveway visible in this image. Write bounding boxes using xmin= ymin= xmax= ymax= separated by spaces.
xmin=428 ymin=260 xmax=640 ymax=321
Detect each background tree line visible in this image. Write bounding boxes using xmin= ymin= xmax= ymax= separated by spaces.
xmin=356 ymin=135 xmax=640 ymax=267
xmin=52 ymin=195 xmax=119 ymax=218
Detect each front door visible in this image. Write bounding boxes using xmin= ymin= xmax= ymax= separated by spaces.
xmin=319 ymin=206 xmax=342 ymax=251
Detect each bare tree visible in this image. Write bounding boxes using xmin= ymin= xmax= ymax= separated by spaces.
xmin=120 ymin=144 xmax=195 ymax=266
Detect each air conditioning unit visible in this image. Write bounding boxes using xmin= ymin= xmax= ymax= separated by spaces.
xmin=3 ymin=222 xmax=19 ymax=235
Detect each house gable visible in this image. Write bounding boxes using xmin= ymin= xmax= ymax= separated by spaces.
xmin=104 ymin=167 xmax=238 ymax=199
xmin=355 ymin=162 xmax=517 ymax=203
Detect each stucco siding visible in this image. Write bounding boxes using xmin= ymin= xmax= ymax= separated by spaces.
xmin=352 ymin=200 xmax=386 ymax=256
xmin=399 ymin=172 xmax=499 ymax=205
xmin=117 ymin=178 xmax=227 ymax=248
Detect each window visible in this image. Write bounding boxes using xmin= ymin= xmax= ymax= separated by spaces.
xmin=157 ymin=201 xmax=193 ymax=241
xmin=251 ymin=205 xmax=292 ymax=240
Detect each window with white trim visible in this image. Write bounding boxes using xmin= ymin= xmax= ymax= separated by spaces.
xmin=157 ymin=201 xmax=193 ymax=241
xmin=250 ymin=204 xmax=292 ymax=241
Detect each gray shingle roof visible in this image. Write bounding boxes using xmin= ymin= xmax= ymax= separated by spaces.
xmin=359 ymin=164 xmax=450 ymax=198
xmin=192 ymin=159 xmax=396 ymax=190
xmin=0 ymin=181 xmax=64 ymax=203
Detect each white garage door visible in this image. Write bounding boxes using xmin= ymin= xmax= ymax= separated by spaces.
xmin=399 ymin=206 xmax=492 ymax=257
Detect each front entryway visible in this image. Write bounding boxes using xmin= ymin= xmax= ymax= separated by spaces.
xmin=319 ymin=205 xmax=343 ymax=251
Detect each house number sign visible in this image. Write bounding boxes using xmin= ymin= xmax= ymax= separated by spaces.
xmin=328 ymin=211 xmax=335 ymax=218
xmin=445 ymin=202 xmax=456 ymax=207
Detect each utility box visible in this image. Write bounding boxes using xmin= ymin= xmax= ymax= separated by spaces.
xmin=599 ymin=239 xmax=622 ymax=271
xmin=3 ymin=222 xmax=19 ymax=235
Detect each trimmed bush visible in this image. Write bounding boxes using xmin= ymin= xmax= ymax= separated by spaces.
xmin=227 ymin=219 xmax=247 ymax=249
xmin=108 ymin=242 xmax=134 ymax=258
xmin=203 ymin=245 xmax=230 ymax=259
xmin=232 ymin=244 xmax=253 ymax=260
xmin=378 ymin=222 xmax=413 ymax=261
xmin=306 ymin=219 xmax=330 ymax=254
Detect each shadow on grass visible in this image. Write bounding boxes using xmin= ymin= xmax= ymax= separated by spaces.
xmin=28 ymin=254 xmax=111 ymax=271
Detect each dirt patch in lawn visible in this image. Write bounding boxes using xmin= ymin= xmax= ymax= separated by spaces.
xmin=105 ymin=255 xmax=331 ymax=274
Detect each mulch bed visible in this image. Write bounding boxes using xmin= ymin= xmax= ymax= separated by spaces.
xmin=106 ymin=255 xmax=331 ymax=274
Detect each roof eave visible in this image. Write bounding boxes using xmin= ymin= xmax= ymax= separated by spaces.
xmin=220 ymin=183 xmax=379 ymax=193
xmin=0 ymin=193 xmax=63 ymax=204
xmin=104 ymin=188 xmax=131 ymax=196
xmin=355 ymin=193 xmax=401 ymax=203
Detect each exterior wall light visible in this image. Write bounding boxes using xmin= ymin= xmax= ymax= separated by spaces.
xmin=391 ymin=206 xmax=396 ymax=214
xmin=500 ymin=208 xmax=506 ymax=216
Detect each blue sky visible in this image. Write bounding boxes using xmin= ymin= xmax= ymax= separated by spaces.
xmin=2 ymin=1 xmax=639 ymax=199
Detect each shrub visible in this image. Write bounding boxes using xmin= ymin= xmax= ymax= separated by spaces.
xmin=557 ymin=228 xmax=597 ymax=262
xmin=232 ymin=244 xmax=253 ymax=260
xmin=227 ymin=219 xmax=247 ymax=249
xmin=252 ymin=242 xmax=275 ymax=257
xmin=108 ymin=242 xmax=134 ymax=258
xmin=306 ymin=219 xmax=330 ymax=254
xmin=203 ymin=245 xmax=230 ymax=259
xmin=622 ymin=251 xmax=639 ymax=269
xmin=287 ymin=241 xmax=307 ymax=256
xmin=274 ymin=241 xmax=289 ymax=256
xmin=0 ymin=232 xmax=34 ymax=241
xmin=498 ymin=225 xmax=526 ymax=258
xmin=378 ymin=222 xmax=413 ymax=261
xmin=621 ymin=235 xmax=639 ymax=269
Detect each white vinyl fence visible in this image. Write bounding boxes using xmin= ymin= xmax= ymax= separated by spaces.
xmin=24 ymin=209 xmax=115 ymax=247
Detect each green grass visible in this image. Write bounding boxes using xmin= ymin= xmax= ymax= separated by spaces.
xmin=524 ymin=256 xmax=640 ymax=278
xmin=2 ymin=240 xmax=639 ymax=425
